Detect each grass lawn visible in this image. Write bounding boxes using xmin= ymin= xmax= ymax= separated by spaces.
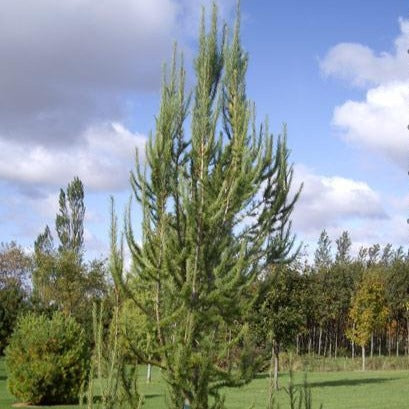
xmin=1 ymin=358 xmax=409 ymax=409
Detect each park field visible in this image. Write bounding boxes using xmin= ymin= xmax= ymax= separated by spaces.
xmin=1 ymin=358 xmax=409 ymax=409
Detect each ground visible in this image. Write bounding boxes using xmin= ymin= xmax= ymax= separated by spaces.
xmin=1 ymin=359 xmax=409 ymax=409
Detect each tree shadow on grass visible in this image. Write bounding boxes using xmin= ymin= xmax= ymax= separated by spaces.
xmin=254 ymin=373 xmax=270 ymax=380
xmin=144 ymin=394 xmax=162 ymax=400
xmin=253 ymin=373 xmax=396 ymax=389
xmin=88 ymin=394 xmax=162 ymax=403
xmin=309 ymin=377 xmax=394 ymax=388
xmin=10 ymin=394 xmax=163 ymax=408
xmin=0 ymin=375 xmax=7 ymax=381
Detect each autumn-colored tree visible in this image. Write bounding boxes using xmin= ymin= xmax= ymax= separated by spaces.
xmin=347 ymin=270 xmax=389 ymax=370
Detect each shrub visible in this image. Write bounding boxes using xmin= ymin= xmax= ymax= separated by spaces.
xmin=5 ymin=311 xmax=89 ymax=404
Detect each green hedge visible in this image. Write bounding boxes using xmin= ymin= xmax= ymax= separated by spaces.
xmin=5 ymin=312 xmax=88 ymax=404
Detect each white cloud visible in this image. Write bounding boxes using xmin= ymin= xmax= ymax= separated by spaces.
xmin=0 ymin=0 xmax=181 ymax=147
xmin=0 ymin=122 xmax=145 ymax=191
xmin=320 ymin=18 xmax=409 ymax=169
xmin=0 ymin=0 xmax=239 ymax=249
xmin=0 ymin=0 xmax=237 ymax=148
xmin=0 ymin=0 xmax=237 ymax=194
xmin=292 ymin=166 xmax=409 ymax=254
xmin=292 ymin=165 xmax=386 ymax=236
xmin=333 ymin=80 xmax=409 ymax=168
xmin=320 ymin=18 xmax=409 ymax=87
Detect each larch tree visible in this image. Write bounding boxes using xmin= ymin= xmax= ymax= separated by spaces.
xmin=114 ymin=6 xmax=300 ymax=409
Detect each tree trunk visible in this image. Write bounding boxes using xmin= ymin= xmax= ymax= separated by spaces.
xmin=396 ymin=335 xmax=399 ymax=357
xmin=146 ymin=363 xmax=152 ymax=383
xmin=378 ymin=336 xmax=381 ymax=357
xmin=329 ymin=338 xmax=332 ymax=358
xmin=273 ymin=342 xmax=280 ymax=391
xmin=313 ymin=327 xmax=316 ymax=355
xmin=268 ymin=343 xmax=276 ymax=409
xmin=335 ymin=332 xmax=338 ymax=359
xmin=318 ymin=327 xmax=322 ymax=356
xmin=308 ymin=335 xmax=312 ymax=356
xmin=296 ymin=334 xmax=299 ymax=355
xmin=362 ymin=345 xmax=366 ymax=371
xmin=406 ymin=319 xmax=409 ymax=357
xmin=370 ymin=333 xmax=374 ymax=359
xmin=352 ymin=340 xmax=355 ymax=359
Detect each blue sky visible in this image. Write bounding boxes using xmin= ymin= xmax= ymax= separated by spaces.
xmin=0 ymin=0 xmax=408 ymax=260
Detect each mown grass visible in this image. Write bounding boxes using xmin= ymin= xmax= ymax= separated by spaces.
xmin=1 ymin=358 xmax=409 ymax=409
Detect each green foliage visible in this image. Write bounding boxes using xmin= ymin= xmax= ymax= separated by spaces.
xmin=81 ymin=203 xmax=143 ymax=409
xmin=115 ymin=5 xmax=300 ymax=409
xmin=253 ymin=266 xmax=305 ymax=389
xmin=0 ymin=284 xmax=26 ymax=354
xmin=56 ymin=176 xmax=86 ymax=256
xmin=335 ymin=231 xmax=352 ymax=265
xmin=81 ymin=304 xmax=143 ymax=409
xmin=118 ymin=296 xmax=155 ymax=362
xmin=314 ymin=230 xmax=332 ymax=269
xmin=0 ymin=242 xmax=31 ymax=354
xmin=32 ymin=177 xmax=110 ymax=337
xmin=5 ymin=312 xmax=89 ymax=405
xmin=258 ymin=267 xmax=305 ymax=350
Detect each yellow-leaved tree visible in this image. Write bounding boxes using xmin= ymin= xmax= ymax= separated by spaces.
xmin=347 ymin=270 xmax=389 ymax=370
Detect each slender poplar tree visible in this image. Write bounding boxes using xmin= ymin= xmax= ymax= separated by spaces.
xmin=114 ymin=5 xmax=300 ymax=409
xmin=56 ymin=176 xmax=85 ymax=256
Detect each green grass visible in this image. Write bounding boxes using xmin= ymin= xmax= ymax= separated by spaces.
xmin=1 ymin=359 xmax=409 ymax=409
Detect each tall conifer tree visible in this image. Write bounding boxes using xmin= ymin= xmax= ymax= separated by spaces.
xmin=115 ymin=5 xmax=300 ymax=409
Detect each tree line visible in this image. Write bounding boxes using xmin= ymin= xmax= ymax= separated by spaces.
xmin=253 ymin=230 xmax=409 ymax=377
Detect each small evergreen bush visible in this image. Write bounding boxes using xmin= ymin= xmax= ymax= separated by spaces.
xmin=5 ymin=311 xmax=89 ymax=405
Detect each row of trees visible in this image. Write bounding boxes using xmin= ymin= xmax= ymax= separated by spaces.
xmin=253 ymin=230 xmax=409 ymax=378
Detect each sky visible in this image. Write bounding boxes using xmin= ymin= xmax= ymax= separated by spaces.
xmin=0 ymin=0 xmax=408 ymax=260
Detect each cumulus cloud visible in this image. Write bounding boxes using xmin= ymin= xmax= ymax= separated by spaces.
xmin=320 ymin=18 xmax=409 ymax=87
xmin=0 ymin=0 xmax=237 ymax=197
xmin=0 ymin=122 xmax=145 ymax=192
xmin=0 ymin=0 xmax=236 ymax=149
xmin=0 ymin=0 xmax=182 ymax=147
xmin=0 ymin=0 xmax=238 ymax=250
xmin=320 ymin=18 xmax=409 ymax=169
xmin=292 ymin=165 xmax=386 ymax=237
xmin=333 ymin=81 xmax=409 ymax=168
xmin=291 ymin=166 xmax=409 ymax=255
